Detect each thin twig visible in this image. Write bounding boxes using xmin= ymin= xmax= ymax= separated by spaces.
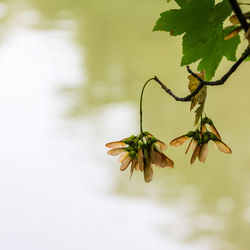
xmin=187 ymin=47 xmax=249 ymax=86
xmin=142 ymin=2 xmax=249 ymax=107
xmin=153 ymin=47 xmax=249 ymax=102
xmin=238 ymin=2 xmax=250 ymax=5
xmin=228 ymin=0 xmax=249 ymax=32
xmin=153 ymin=76 xmax=202 ymax=102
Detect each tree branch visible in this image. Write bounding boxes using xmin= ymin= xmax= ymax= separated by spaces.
xmin=238 ymin=2 xmax=250 ymax=6
xmin=187 ymin=47 xmax=249 ymax=85
xmin=152 ymin=1 xmax=249 ymax=103
xmin=153 ymin=47 xmax=249 ymax=102
xmin=228 ymin=0 xmax=249 ymax=32
xmin=153 ymin=76 xmax=203 ymax=102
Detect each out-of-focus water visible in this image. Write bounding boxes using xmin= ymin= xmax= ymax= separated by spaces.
xmin=0 ymin=1 xmax=249 ymax=250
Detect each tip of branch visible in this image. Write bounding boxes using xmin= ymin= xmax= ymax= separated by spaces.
xmin=186 ymin=66 xmax=191 ymax=74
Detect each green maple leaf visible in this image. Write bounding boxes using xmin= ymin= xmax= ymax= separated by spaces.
xmin=153 ymin=0 xmax=240 ymax=80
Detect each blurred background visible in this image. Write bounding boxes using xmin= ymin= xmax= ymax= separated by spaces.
xmin=0 ymin=0 xmax=249 ymax=249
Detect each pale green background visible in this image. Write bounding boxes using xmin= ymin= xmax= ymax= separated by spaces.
xmin=0 ymin=1 xmax=249 ymax=250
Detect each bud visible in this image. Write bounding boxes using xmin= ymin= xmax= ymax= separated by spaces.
xmin=125 ymin=146 xmax=133 ymax=152
xmin=201 ymin=117 xmax=207 ymax=124
xmin=202 ymin=133 xmax=210 ymax=143
xmin=194 ymin=131 xmax=200 ymax=141
xmin=134 ymin=138 xmax=139 ymax=144
xmin=138 ymin=141 xmax=144 ymax=148
xmin=129 ymin=150 xmax=136 ymax=158
xmin=186 ymin=131 xmax=195 ymax=137
xmin=209 ymin=132 xmax=218 ymax=141
xmin=124 ymin=138 xmax=132 ymax=144
xmin=206 ymin=118 xmax=213 ymax=125
xmin=151 ymin=136 xmax=157 ymax=143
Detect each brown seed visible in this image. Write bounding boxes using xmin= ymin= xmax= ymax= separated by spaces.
xmin=129 ymin=159 xmax=138 ymax=179
xmin=199 ymin=143 xmax=208 ymax=163
xmin=209 ymin=124 xmax=221 ymax=140
xmin=170 ymin=135 xmax=189 ymax=146
xmin=135 ymin=161 xmax=140 ymax=171
xmin=138 ymin=148 xmax=144 ymax=171
xmin=154 ymin=151 xmax=165 ymax=167
xmin=107 ymin=148 xmax=124 ymax=156
xmin=229 ymin=15 xmax=239 ymax=25
xmin=119 ymin=151 xmax=129 ymax=162
xmin=185 ymin=138 xmax=193 ymax=154
xmin=229 ymin=12 xmax=250 ymax=25
xmin=155 ymin=140 xmax=167 ymax=150
xmin=144 ymin=161 xmax=153 ymax=183
xmin=214 ymin=141 xmax=232 ymax=154
xmin=105 ymin=141 xmax=127 ymax=148
xmin=163 ymin=155 xmax=174 ymax=168
xmin=120 ymin=156 xmax=132 ymax=171
xmin=192 ymin=140 xmax=198 ymax=151
xmin=224 ymin=26 xmax=242 ymax=40
xmin=201 ymin=124 xmax=207 ymax=134
xmin=191 ymin=145 xmax=201 ymax=164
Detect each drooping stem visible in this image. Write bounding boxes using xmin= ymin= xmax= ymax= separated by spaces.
xmin=140 ymin=78 xmax=155 ymax=133
xmin=139 ymin=45 xmax=249 ymax=133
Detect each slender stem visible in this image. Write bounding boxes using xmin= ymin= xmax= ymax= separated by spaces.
xmin=238 ymin=2 xmax=250 ymax=5
xmin=153 ymin=75 xmax=202 ymax=102
xmin=139 ymin=46 xmax=249 ymax=134
xmin=152 ymin=47 xmax=249 ymax=102
xmin=140 ymin=78 xmax=155 ymax=133
xmin=200 ymin=112 xmax=203 ymax=133
xmin=187 ymin=47 xmax=250 ymax=85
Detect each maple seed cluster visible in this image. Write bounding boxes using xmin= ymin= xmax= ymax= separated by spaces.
xmin=170 ymin=117 xmax=232 ymax=164
xmin=106 ymin=132 xmax=174 ymax=182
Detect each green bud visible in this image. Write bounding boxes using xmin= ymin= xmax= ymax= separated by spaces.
xmin=201 ymin=117 xmax=207 ymax=124
xmin=186 ymin=131 xmax=195 ymax=137
xmin=125 ymin=146 xmax=133 ymax=152
xmin=129 ymin=150 xmax=136 ymax=157
xmin=151 ymin=136 xmax=157 ymax=143
xmin=138 ymin=141 xmax=144 ymax=148
xmin=143 ymin=131 xmax=150 ymax=136
xmin=194 ymin=132 xmax=200 ymax=141
xmin=134 ymin=138 xmax=139 ymax=144
xmin=209 ymin=132 xmax=218 ymax=141
xmin=124 ymin=135 xmax=136 ymax=144
xmin=202 ymin=133 xmax=210 ymax=143
xmin=123 ymin=139 xmax=132 ymax=144
xmin=206 ymin=118 xmax=213 ymax=125
xmin=137 ymin=134 xmax=143 ymax=140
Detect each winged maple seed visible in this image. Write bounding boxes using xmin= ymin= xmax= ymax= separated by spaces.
xmin=170 ymin=117 xmax=232 ymax=164
xmin=224 ymin=12 xmax=250 ymax=43
xmin=106 ymin=132 xmax=174 ymax=182
xmin=229 ymin=12 xmax=250 ymax=25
